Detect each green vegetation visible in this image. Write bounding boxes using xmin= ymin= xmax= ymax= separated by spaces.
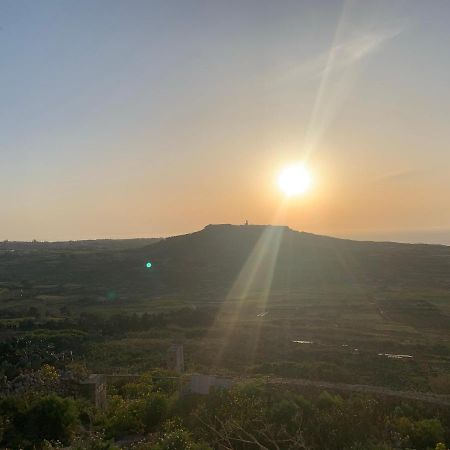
xmin=0 ymin=394 xmax=79 ymax=448
xmin=0 ymin=375 xmax=449 ymax=449
xmin=1 ymin=227 xmax=450 ymax=448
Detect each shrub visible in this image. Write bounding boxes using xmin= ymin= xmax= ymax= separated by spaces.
xmin=411 ymin=419 xmax=445 ymax=450
xmin=0 ymin=394 xmax=79 ymax=448
xmin=141 ymin=393 xmax=169 ymax=431
xmin=20 ymin=394 xmax=79 ymax=445
xmin=104 ymin=396 xmax=144 ymax=438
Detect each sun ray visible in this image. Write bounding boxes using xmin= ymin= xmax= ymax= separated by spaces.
xmin=204 ymin=204 xmax=289 ymax=371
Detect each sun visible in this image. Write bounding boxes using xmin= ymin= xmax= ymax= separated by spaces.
xmin=278 ymin=164 xmax=312 ymax=197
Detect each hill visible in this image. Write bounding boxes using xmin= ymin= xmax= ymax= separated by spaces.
xmin=137 ymin=223 xmax=450 ymax=295
xmin=0 ymin=224 xmax=449 ymax=329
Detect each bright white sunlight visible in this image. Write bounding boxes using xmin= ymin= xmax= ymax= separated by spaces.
xmin=278 ymin=163 xmax=312 ymax=197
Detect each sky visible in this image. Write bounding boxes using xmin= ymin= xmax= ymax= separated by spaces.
xmin=1 ymin=0 xmax=450 ymax=243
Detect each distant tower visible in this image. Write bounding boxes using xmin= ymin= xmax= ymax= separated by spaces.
xmin=245 ymin=220 xmax=248 ymax=226
xmin=167 ymin=344 xmax=184 ymax=373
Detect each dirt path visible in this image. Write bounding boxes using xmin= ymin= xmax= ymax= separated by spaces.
xmin=252 ymin=376 xmax=450 ymax=407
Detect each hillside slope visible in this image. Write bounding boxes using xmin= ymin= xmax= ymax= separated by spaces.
xmin=135 ymin=224 xmax=450 ymax=295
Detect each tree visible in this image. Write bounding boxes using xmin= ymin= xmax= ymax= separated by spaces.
xmin=19 ymin=395 xmax=79 ymax=445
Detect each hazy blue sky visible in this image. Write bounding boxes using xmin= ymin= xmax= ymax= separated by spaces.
xmin=1 ymin=1 xmax=450 ymax=243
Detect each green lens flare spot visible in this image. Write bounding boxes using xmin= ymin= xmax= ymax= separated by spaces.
xmin=146 ymin=261 xmax=152 ymax=269
xmin=106 ymin=290 xmax=117 ymax=301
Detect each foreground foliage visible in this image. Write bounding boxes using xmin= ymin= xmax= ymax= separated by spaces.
xmin=0 ymin=371 xmax=449 ymax=450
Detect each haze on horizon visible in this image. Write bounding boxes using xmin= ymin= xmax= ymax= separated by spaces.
xmin=1 ymin=1 xmax=450 ymax=244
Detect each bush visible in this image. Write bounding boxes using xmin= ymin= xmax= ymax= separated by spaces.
xmin=0 ymin=394 xmax=79 ymax=448
xmin=104 ymin=396 xmax=144 ymax=438
xmin=153 ymin=424 xmax=211 ymax=450
xmin=20 ymin=394 xmax=79 ymax=445
xmin=141 ymin=393 xmax=169 ymax=431
xmin=411 ymin=419 xmax=445 ymax=450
